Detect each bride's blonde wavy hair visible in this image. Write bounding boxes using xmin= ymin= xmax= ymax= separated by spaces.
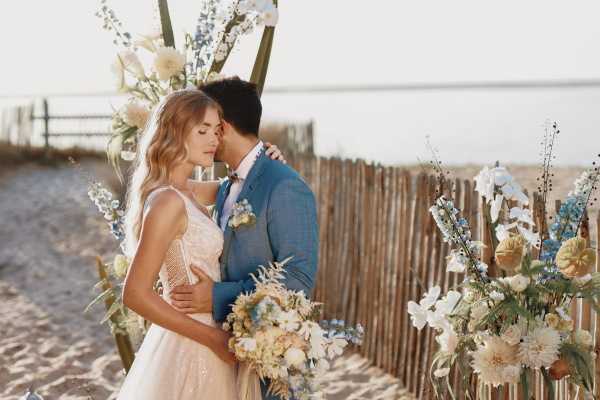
xmin=123 ymin=89 xmax=221 ymax=257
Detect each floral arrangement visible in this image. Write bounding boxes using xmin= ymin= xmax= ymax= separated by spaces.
xmin=95 ymin=0 xmax=279 ymax=177
xmin=85 ymin=180 xmax=147 ymax=345
xmin=225 ymin=259 xmax=364 ymax=400
xmin=228 ymin=198 xmax=257 ymax=229
xmin=408 ymin=127 xmax=599 ymax=398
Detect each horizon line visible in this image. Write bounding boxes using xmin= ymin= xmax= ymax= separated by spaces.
xmin=2 ymin=78 xmax=600 ymax=98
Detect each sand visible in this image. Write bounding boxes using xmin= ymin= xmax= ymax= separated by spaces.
xmin=0 ymin=160 xmax=413 ymax=400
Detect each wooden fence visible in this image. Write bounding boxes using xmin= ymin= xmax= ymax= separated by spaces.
xmin=287 ymin=153 xmax=600 ymax=400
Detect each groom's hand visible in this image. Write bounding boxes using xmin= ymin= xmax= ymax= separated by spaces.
xmin=171 ymin=266 xmax=214 ymax=314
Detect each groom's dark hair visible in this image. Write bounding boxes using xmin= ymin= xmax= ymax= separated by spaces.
xmin=200 ymin=76 xmax=262 ymax=137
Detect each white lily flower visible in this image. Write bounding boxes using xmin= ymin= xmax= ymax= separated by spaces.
xmin=490 ymin=194 xmax=504 ymax=223
xmin=435 ymin=291 xmax=461 ymax=315
xmin=421 ymin=286 xmax=441 ymax=309
xmin=446 ymin=250 xmax=466 ymax=273
xmin=517 ymin=225 xmax=540 ymax=247
xmin=495 ymin=223 xmax=516 ymax=242
xmin=407 ymin=301 xmax=428 ymax=330
xmin=474 ymin=166 xmax=495 ymax=201
xmin=502 ymin=181 xmax=529 ymax=205
xmin=492 ymin=167 xmax=513 ymax=187
xmin=509 ymin=207 xmax=535 ymax=225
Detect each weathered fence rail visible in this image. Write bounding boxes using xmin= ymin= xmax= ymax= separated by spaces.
xmin=0 ymin=99 xmax=315 ymax=155
xmin=288 ymin=153 xmax=599 ymax=400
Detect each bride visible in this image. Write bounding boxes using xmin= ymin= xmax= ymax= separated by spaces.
xmin=116 ymin=89 xmax=283 ymax=399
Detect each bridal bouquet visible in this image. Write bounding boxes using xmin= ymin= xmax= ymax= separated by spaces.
xmin=408 ymin=129 xmax=599 ymax=398
xmin=224 ymin=260 xmax=364 ymax=400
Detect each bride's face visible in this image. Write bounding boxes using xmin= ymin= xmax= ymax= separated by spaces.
xmin=185 ymin=106 xmax=221 ymax=168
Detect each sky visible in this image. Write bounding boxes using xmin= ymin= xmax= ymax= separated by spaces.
xmin=2 ymin=0 xmax=600 ymax=96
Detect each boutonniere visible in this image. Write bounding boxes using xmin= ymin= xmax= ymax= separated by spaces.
xmin=228 ymin=199 xmax=257 ymax=229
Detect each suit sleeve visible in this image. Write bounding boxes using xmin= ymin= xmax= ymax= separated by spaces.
xmin=211 ymin=177 xmax=319 ymax=322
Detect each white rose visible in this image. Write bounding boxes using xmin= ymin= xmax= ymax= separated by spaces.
xmin=153 ymin=46 xmax=186 ymax=81
xmin=574 ymin=329 xmax=593 ymax=347
xmin=501 ymin=324 xmax=522 ymax=346
xmin=238 ymin=337 xmax=257 ymax=352
xmin=284 ymin=347 xmax=306 ymax=368
xmin=509 ymin=274 xmax=530 ymax=293
xmin=489 ymin=291 xmax=505 ymax=302
xmin=122 ymin=101 xmax=150 ymax=130
xmin=114 ymin=50 xmax=145 ymax=79
xmin=113 ymin=254 xmax=129 ymax=278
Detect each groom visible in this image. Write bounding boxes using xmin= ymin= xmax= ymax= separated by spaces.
xmin=172 ymin=77 xmax=319 ymax=399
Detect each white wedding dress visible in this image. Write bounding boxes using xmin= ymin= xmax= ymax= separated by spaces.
xmin=116 ymin=186 xmax=239 ymax=400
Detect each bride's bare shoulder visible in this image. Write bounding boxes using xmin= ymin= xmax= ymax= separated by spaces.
xmin=145 ymin=189 xmax=186 ymax=219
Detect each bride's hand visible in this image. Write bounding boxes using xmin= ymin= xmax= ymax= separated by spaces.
xmin=265 ymin=142 xmax=287 ymax=164
xmin=211 ymin=329 xmax=237 ymax=366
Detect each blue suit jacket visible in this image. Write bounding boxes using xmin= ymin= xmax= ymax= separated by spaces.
xmin=212 ymin=150 xmax=319 ymax=399
xmin=212 ymin=150 xmax=319 ymax=321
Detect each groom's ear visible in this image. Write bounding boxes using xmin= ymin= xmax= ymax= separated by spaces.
xmin=221 ymin=120 xmax=234 ymax=137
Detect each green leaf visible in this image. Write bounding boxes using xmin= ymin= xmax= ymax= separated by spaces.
xmin=84 ymin=286 xmax=114 ymax=313
xmin=540 ymin=368 xmax=555 ymax=398
xmin=101 ymin=299 xmax=123 ymax=324
xmin=93 ymin=278 xmax=109 ymax=290
xmin=520 ymin=367 xmax=530 ymax=399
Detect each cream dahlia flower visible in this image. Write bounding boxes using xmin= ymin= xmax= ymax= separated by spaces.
xmin=471 ymin=336 xmax=520 ymax=386
xmin=154 ymin=47 xmax=186 ymax=81
xmin=519 ymin=327 xmax=561 ymax=369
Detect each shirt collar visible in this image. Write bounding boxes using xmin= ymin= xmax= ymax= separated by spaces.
xmin=234 ymin=140 xmax=264 ymax=180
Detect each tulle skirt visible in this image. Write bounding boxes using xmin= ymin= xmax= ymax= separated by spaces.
xmin=116 ymin=314 xmax=238 ymax=400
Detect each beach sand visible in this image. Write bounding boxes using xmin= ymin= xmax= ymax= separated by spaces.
xmin=0 ymin=160 xmax=414 ymax=400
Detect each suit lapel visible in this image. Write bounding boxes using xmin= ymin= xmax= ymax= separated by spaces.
xmin=214 ymin=179 xmax=229 ymax=223
xmin=219 ymin=151 xmax=270 ymax=281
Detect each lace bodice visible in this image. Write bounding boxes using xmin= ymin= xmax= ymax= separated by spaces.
xmin=145 ymin=186 xmax=224 ymax=304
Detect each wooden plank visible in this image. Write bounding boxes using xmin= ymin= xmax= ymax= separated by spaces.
xmin=394 ymin=170 xmax=412 ymax=378
xmin=345 ymin=160 xmax=361 ymax=326
xmin=382 ymin=167 xmax=399 ymax=373
xmin=404 ymin=172 xmax=425 ymax=390
xmin=595 ymin=212 xmax=600 ymax=397
xmin=411 ymin=173 xmax=431 ymax=393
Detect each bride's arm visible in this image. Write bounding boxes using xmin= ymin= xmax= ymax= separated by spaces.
xmin=122 ymin=190 xmax=234 ymax=364
xmin=187 ymin=142 xmax=287 ymax=205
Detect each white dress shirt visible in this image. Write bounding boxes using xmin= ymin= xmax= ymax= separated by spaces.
xmin=220 ymin=141 xmax=264 ymax=230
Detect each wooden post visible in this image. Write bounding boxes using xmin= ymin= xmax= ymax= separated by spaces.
xmin=42 ymin=98 xmax=50 ymax=150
